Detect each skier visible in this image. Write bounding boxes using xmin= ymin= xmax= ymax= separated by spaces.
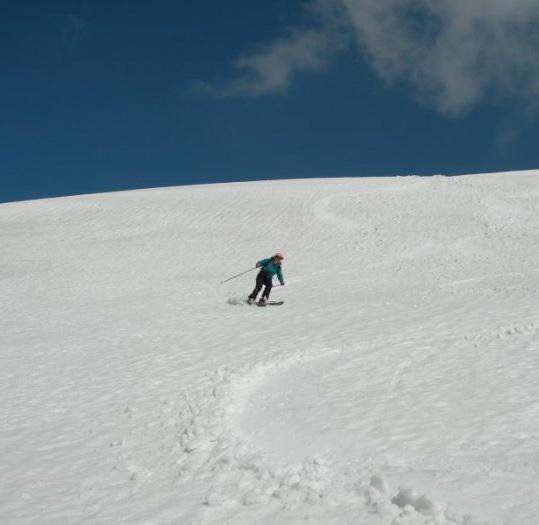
xmin=247 ymin=252 xmax=285 ymax=306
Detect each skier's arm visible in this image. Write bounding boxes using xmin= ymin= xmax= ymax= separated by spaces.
xmin=276 ymin=266 xmax=285 ymax=285
xmin=256 ymin=258 xmax=271 ymax=268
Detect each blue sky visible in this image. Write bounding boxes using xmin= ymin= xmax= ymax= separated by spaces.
xmin=2 ymin=0 xmax=539 ymax=203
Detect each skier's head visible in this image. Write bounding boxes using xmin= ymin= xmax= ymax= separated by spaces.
xmin=273 ymin=252 xmax=284 ymax=262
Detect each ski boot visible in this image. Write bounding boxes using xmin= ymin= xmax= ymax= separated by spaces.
xmin=247 ymin=297 xmax=255 ymax=305
xmin=258 ymin=297 xmax=267 ymax=307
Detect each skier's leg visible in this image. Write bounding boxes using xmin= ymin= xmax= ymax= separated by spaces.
xmin=249 ymin=272 xmax=264 ymax=300
xmin=262 ymin=274 xmax=273 ymax=300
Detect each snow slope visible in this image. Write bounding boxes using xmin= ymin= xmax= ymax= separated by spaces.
xmin=1 ymin=171 xmax=539 ymax=524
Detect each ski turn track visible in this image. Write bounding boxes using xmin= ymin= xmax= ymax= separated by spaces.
xmin=2 ymin=172 xmax=539 ymax=524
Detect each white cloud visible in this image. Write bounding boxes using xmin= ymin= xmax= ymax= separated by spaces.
xmin=201 ymin=0 xmax=539 ymax=115
xmin=198 ymin=0 xmax=349 ymax=98
xmin=342 ymin=0 xmax=539 ymax=114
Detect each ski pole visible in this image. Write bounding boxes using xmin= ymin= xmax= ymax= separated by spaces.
xmin=220 ymin=266 xmax=258 ymax=284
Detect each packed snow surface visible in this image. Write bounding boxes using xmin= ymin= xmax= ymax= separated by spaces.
xmin=2 ymin=171 xmax=539 ymax=524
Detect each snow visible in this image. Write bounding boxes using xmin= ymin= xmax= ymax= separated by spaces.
xmin=1 ymin=171 xmax=539 ymax=524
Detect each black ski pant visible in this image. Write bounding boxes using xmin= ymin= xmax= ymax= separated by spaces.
xmin=249 ymin=271 xmax=273 ymax=300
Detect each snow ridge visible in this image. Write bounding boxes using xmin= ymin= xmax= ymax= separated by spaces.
xmin=175 ymin=348 xmax=486 ymax=524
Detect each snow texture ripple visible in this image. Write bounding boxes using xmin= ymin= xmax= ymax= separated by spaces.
xmin=1 ymin=171 xmax=539 ymax=524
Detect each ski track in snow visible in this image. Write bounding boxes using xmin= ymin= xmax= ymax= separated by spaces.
xmin=2 ymin=172 xmax=539 ymax=524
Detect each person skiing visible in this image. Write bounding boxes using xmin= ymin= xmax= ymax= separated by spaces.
xmin=247 ymin=252 xmax=285 ymax=306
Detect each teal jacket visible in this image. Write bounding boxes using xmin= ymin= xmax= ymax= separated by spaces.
xmin=257 ymin=258 xmax=284 ymax=285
